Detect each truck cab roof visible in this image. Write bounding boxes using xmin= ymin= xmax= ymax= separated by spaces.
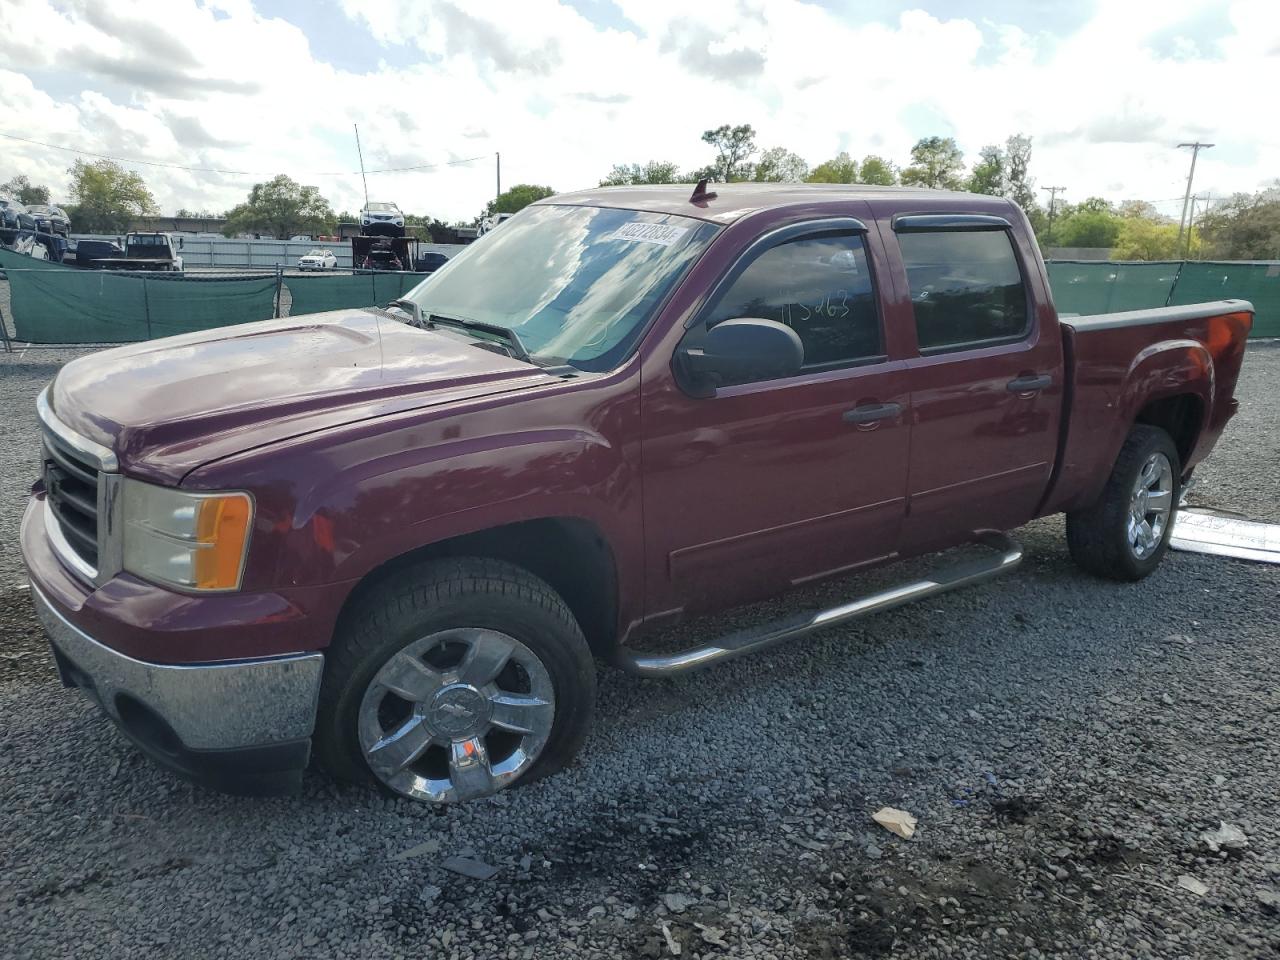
xmin=541 ymin=182 xmax=1018 ymax=225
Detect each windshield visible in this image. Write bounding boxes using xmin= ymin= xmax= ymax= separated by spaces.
xmin=367 ymin=202 xmax=397 ymax=212
xmin=402 ymin=204 xmax=718 ymax=370
xmin=27 ymin=205 xmax=49 ymax=214
xmin=306 ymin=249 xmax=326 ymax=256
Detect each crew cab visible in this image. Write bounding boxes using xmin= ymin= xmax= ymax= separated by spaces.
xmin=20 ymin=184 xmax=1252 ymax=804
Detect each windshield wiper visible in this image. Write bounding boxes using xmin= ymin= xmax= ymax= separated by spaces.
xmin=389 ymin=306 xmax=576 ymax=376
xmin=427 ymin=313 xmax=533 ymax=364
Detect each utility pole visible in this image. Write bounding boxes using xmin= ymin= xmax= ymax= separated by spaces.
xmin=354 ymin=124 xmax=370 ymax=209
xmin=1175 ymin=141 xmax=1213 ymax=252
xmin=496 ymin=152 xmax=501 ymax=201
xmin=1041 ymin=185 xmax=1066 ymax=245
xmin=1185 ymin=193 xmax=1211 ymax=259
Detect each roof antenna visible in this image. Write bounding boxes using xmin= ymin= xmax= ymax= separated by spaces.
xmin=690 ymin=178 xmax=717 ymax=205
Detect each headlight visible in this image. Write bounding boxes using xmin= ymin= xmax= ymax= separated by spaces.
xmin=122 ymin=479 xmax=254 ymax=591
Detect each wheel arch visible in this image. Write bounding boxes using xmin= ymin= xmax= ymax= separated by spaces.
xmin=1133 ymin=392 xmax=1203 ymax=469
xmin=332 ymin=516 xmax=621 ymax=658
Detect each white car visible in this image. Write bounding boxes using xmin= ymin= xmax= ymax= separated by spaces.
xmin=360 ymin=201 xmax=405 ymax=236
xmin=297 ymin=248 xmax=337 ymax=271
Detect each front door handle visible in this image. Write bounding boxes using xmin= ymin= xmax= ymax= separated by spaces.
xmin=843 ymin=402 xmax=901 ymax=425
xmin=1007 ymin=374 xmax=1052 ymax=393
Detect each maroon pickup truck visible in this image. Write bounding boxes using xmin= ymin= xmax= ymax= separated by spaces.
xmin=21 ymin=183 xmax=1253 ymax=805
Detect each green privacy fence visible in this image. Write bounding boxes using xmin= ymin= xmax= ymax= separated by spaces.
xmin=1167 ymin=263 xmax=1280 ymax=338
xmin=0 ymin=241 xmax=433 ymax=344
xmin=286 ymin=271 xmax=430 ymax=315
xmin=1047 ymin=260 xmax=1280 ymax=338
xmin=1045 ymin=261 xmax=1182 ymax=316
xmin=4 ymin=265 xmax=278 ymax=344
xmin=0 ymin=247 xmax=64 ymax=271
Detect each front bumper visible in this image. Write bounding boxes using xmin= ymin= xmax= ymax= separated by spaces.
xmin=30 ymin=582 xmax=324 ymax=795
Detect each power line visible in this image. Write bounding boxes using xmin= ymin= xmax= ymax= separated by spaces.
xmin=0 ymin=131 xmax=487 ymax=177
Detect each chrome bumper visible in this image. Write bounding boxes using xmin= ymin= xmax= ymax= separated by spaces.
xmin=31 ymin=582 xmax=324 ymax=751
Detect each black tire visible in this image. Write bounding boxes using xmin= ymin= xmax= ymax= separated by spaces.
xmin=1066 ymin=425 xmax=1181 ymax=581
xmin=314 ymin=557 xmax=596 ymax=802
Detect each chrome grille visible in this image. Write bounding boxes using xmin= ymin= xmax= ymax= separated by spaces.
xmin=42 ymin=432 xmax=100 ymax=569
xmin=36 ymin=387 xmax=121 ymax=585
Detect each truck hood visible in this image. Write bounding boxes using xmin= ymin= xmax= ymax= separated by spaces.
xmin=48 ymin=309 xmax=550 ymax=484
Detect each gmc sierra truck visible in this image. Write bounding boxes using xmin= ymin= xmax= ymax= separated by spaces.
xmin=20 ymin=183 xmax=1253 ymax=805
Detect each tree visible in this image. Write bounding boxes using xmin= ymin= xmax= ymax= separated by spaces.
xmin=485 ymin=184 xmax=555 ymax=219
xmin=1196 ymin=184 xmax=1280 ymax=259
xmin=807 ymin=152 xmax=858 ymax=184
xmin=900 ymin=136 xmax=966 ymax=190
xmin=1003 ymin=134 xmax=1036 ymax=211
xmin=600 ymin=161 xmax=682 ymax=186
xmin=700 ymin=124 xmax=757 ymax=181
xmin=857 ymin=155 xmax=898 ymax=185
xmin=752 ymin=147 xmax=809 ymax=183
xmin=65 ymin=159 xmax=157 ymax=233
xmin=1111 ymin=217 xmax=1183 ymax=260
xmin=964 ymin=134 xmax=1035 ymax=207
xmin=223 ymin=175 xmax=336 ymax=239
xmin=1054 ymin=204 xmax=1122 ymax=249
xmin=224 ymin=179 xmax=335 ymax=241
xmin=2 ymin=174 xmax=51 ymax=205
xmin=967 ymin=145 xmax=1005 ymax=196
xmin=1118 ymin=199 xmax=1163 ymax=221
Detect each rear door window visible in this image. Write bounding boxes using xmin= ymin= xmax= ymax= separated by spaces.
xmin=897 ymin=230 xmax=1029 ymax=351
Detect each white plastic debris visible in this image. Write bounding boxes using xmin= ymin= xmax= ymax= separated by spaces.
xmin=1201 ymin=822 xmax=1248 ymax=853
xmin=872 ymin=807 xmax=918 ymax=839
xmin=1170 ymin=510 xmax=1280 ymax=564
xmin=1177 ymin=875 xmax=1209 ymax=896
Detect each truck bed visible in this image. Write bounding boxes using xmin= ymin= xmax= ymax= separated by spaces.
xmin=1041 ymin=299 xmax=1254 ymax=515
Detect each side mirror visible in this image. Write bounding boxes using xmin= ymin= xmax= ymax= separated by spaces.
xmin=676 ymin=318 xmax=803 ymax=396
xmin=177 ymin=237 xmax=184 ymax=249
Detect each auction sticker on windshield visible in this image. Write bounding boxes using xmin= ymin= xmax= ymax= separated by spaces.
xmin=609 ymin=222 xmax=690 ymax=246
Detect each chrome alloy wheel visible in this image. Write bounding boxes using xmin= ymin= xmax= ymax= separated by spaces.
xmin=1127 ymin=451 xmax=1174 ymax=559
xmin=358 ymin=629 xmax=555 ymax=803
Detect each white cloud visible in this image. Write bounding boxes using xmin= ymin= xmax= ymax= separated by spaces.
xmin=0 ymin=0 xmax=1276 ymax=223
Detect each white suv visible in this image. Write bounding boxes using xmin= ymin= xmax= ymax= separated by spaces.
xmin=360 ymin=201 xmax=405 ymax=237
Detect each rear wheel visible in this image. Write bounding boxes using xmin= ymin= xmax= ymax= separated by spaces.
xmin=1066 ymin=425 xmax=1180 ymax=581
xmin=314 ymin=558 xmax=596 ymax=804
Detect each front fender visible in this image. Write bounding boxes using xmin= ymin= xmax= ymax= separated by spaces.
xmin=287 ymin=425 xmax=634 ymax=585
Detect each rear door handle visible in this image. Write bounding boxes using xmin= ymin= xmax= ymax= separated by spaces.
xmin=843 ymin=402 xmax=901 ymax=425
xmin=1007 ymin=374 xmax=1052 ymax=393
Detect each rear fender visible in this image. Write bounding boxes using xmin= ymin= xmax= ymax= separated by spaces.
xmin=1089 ymin=339 xmax=1212 ymax=506
xmin=1045 ymin=338 xmax=1213 ymax=515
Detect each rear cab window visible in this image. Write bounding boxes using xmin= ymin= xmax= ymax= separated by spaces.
xmin=895 ymin=220 xmax=1030 ymax=352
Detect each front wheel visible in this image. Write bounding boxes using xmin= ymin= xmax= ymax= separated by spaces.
xmin=1066 ymin=425 xmax=1180 ymax=581
xmin=314 ymin=558 xmax=596 ymax=804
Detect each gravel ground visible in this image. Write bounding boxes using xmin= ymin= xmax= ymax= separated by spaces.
xmin=1 ymin=344 xmax=1278 ymax=960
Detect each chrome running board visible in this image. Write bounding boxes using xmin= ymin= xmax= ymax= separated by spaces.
xmin=614 ymin=530 xmax=1023 ymax=678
